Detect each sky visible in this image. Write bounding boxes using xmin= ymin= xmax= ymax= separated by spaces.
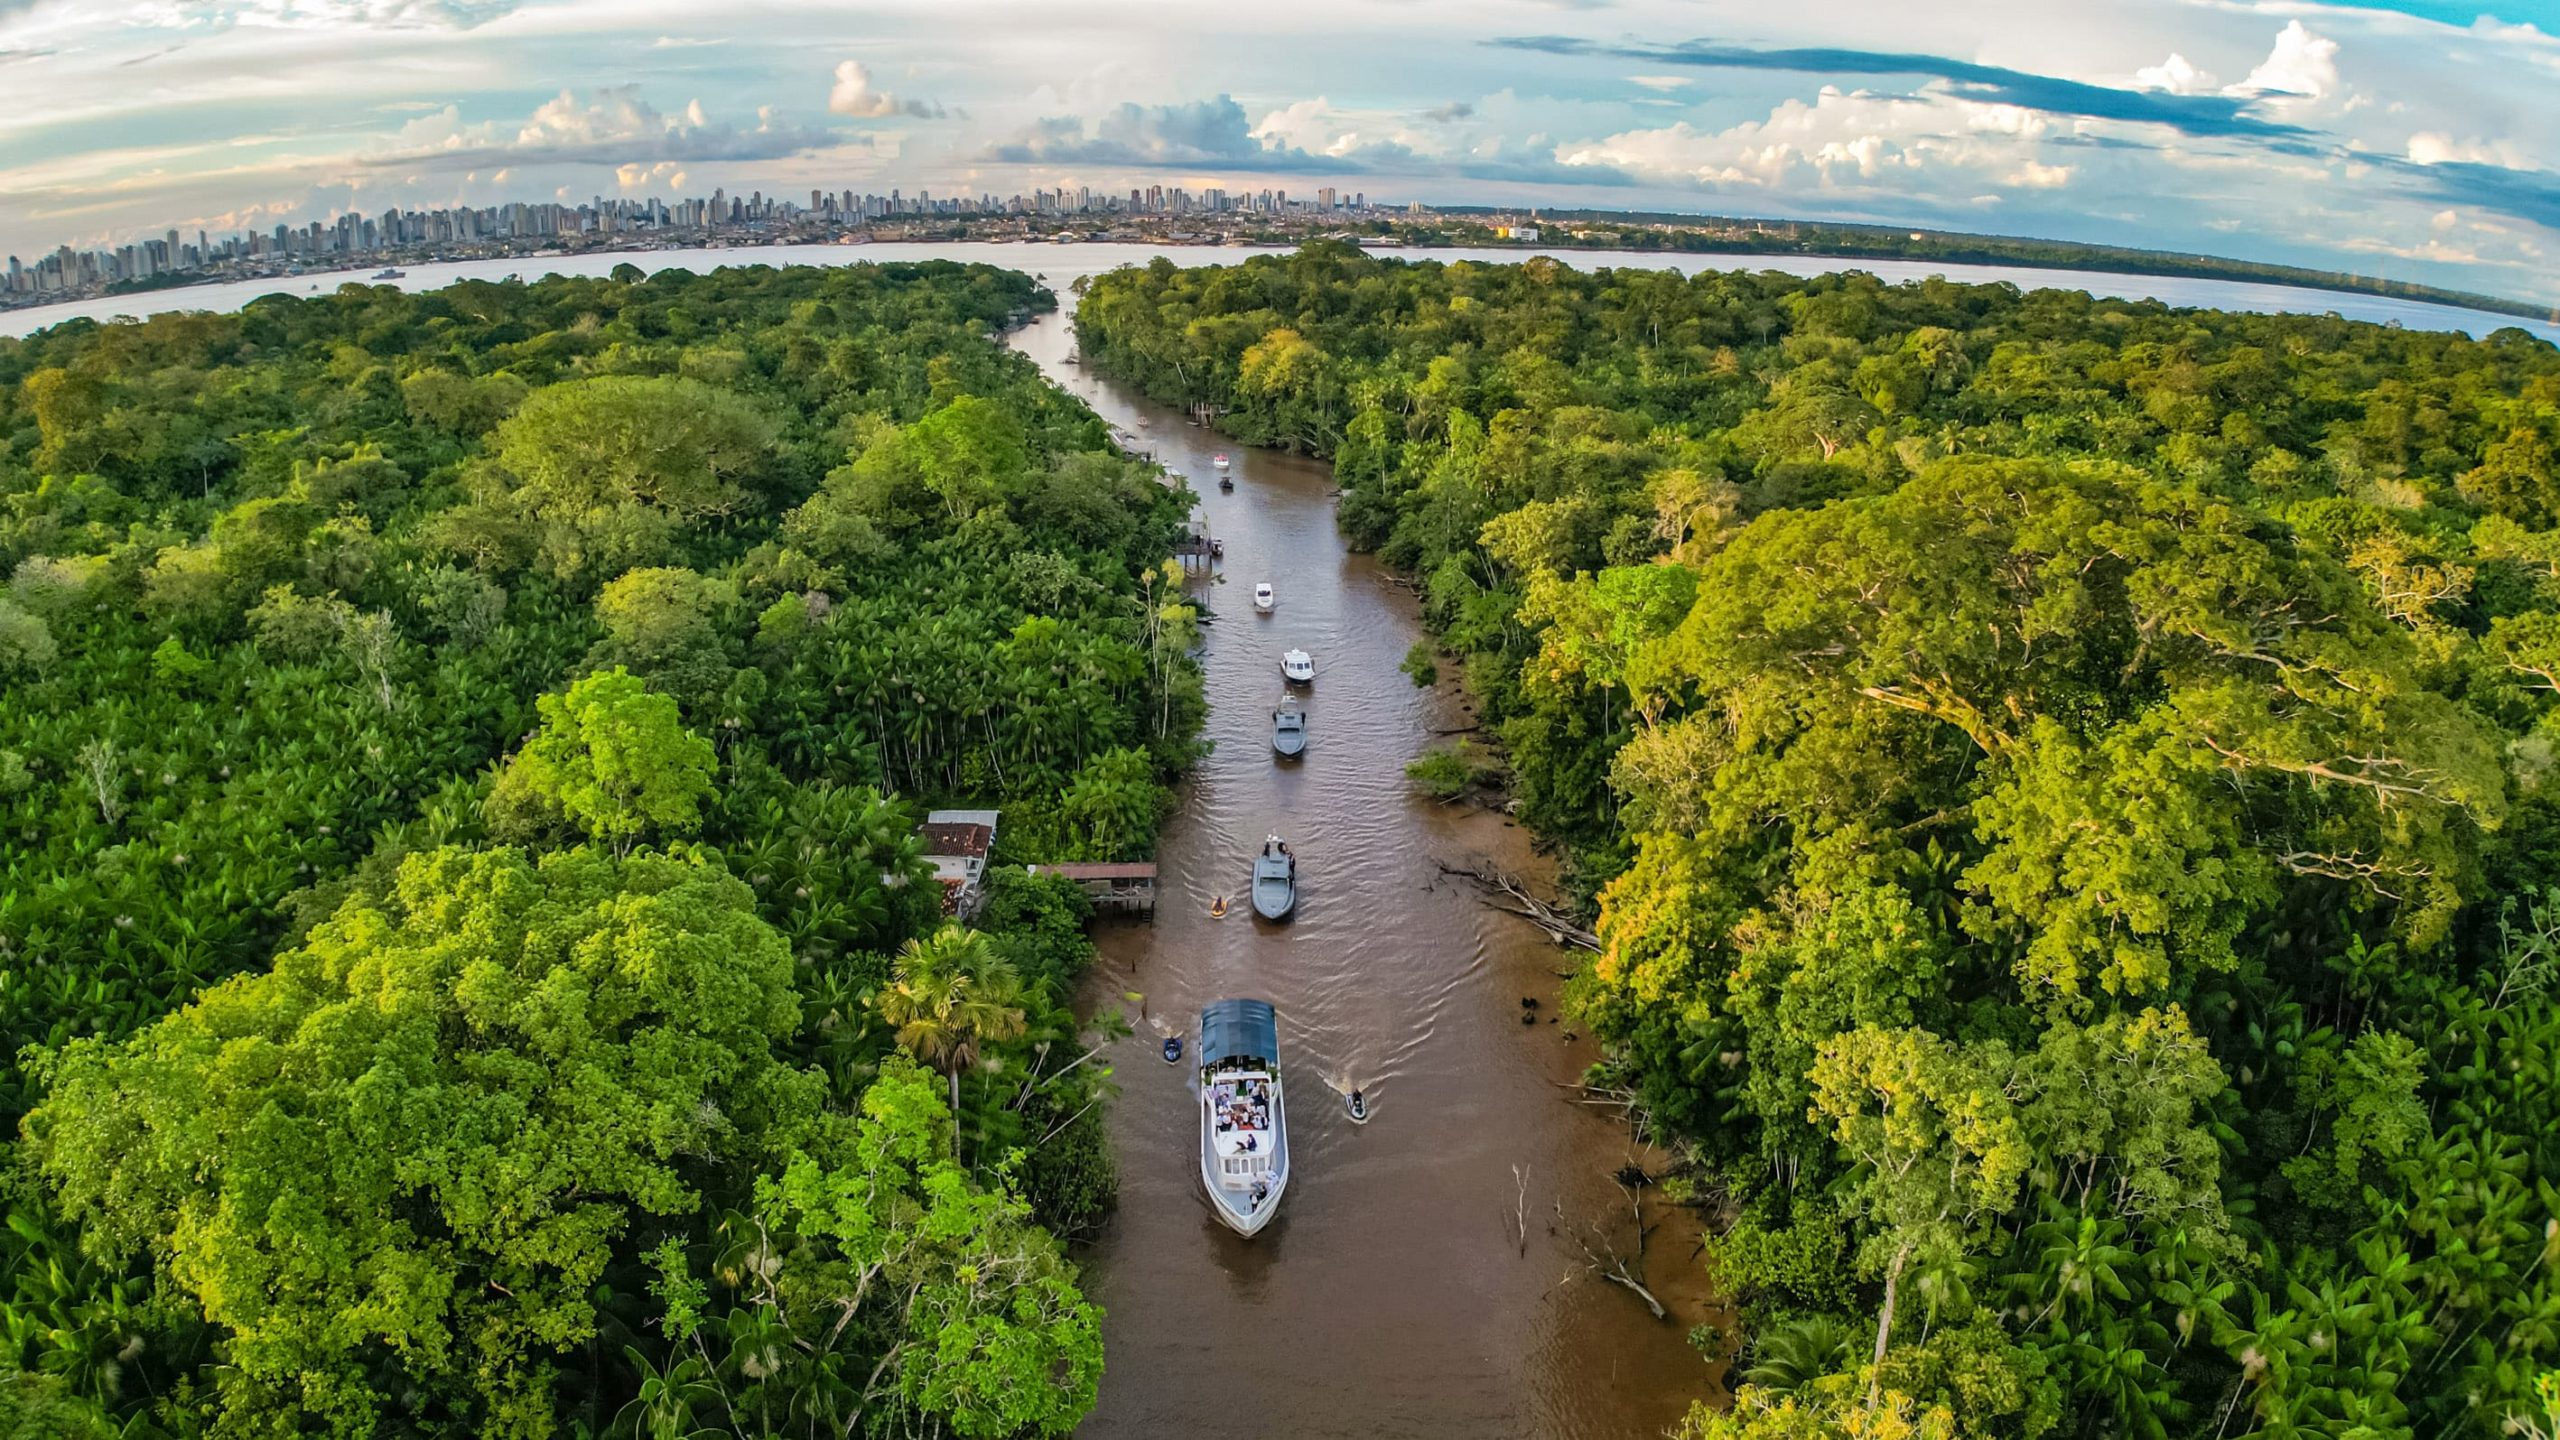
xmin=4 ymin=0 xmax=2559 ymax=303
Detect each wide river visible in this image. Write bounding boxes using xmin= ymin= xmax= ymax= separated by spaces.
xmin=1006 ymin=308 xmax=1718 ymax=1439
xmin=3 ymin=240 xmax=2555 ymax=343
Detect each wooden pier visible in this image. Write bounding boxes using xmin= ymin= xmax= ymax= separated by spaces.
xmin=1027 ymin=862 xmax=1159 ymax=919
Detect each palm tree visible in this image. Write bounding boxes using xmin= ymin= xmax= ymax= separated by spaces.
xmin=875 ymin=924 xmax=1029 ymax=1139
xmin=1741 ymin=1314 xmax=1861 ymax=1394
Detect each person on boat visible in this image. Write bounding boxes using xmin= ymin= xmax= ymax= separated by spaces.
xmin=1351 ymin=1088 xmax=1365 ymax=1108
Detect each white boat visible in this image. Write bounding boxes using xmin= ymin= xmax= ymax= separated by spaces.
xmin=1214 ymin=453 xmax=1232 ymax=470
xmin=1199 ymin=998 xmax=1289 ymax=1236
xmin=1281 ymin=649 xmax=1315 ymax=683
xmin=1253 ymin=582 xmax=1274 ymax=612
xmin=1271 ymin=698 xmax=1307 ymax=757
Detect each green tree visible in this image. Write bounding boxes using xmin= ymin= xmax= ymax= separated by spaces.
xmin=874 ymin=925 xmax=1029 ymax=1127
xmin=671 ymin=1058 xmax=1103 ymax=1438
xmin=24 ymin=845 xmax=819 ymax=1440
xmin=489 ymin=668 xmax=718 ymax=851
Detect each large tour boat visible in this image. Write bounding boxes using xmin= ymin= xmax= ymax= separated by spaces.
xmin=1198 ymin=998 xmax=1289 ymax=1236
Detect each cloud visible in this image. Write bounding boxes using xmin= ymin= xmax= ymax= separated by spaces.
xmin=1554 ymin=83 xmax=2088 ymax=204
xmin=360 ymin=86 xmax=826 ymax=171
xmin=2386 ymin=156 xmax=2560 ymax=232
xmin=828 ymin=60 xmax=945 ymax=120
xmin=1254 ymin=95 xmax=1634 ymax=186
xmin=2230 ymin=20 xmax=2341 ymax=98
xmin=1627 ymin=75 xmax=1692 ymax=92
xmin=1490 ymin=35 xmax=2317 ymax=142
xmin=986 ymin=95 xmax=1335 ymax=170
xmin=1425 ymin=101 xmax=1474 ymax=122
xmin=650 ymin=35 xmax=723 ymax=49
xmin=128 ymin=0 xmax=525 ymax=30
xmin=2132 ymin=53 xmax=2216 ymax=95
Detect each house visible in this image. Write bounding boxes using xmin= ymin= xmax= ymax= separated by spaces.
xmin=916 ymin=808 xmax=999 ymax=919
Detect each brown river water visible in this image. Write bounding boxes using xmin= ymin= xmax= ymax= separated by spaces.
xmin=1009 ymin=308 xmax=1720 ymax=1439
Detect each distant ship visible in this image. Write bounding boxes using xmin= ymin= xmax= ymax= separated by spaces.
xmin=372 ymin=268 xmax=406 ymax=280
xmin=1199 ymin=999 xmax=1289 ymax=1235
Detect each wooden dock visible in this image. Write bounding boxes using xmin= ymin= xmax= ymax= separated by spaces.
xmin=1028 ymin=862 xmax=1159 ymax=918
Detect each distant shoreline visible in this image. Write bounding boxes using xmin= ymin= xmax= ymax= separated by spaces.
xmin=5 ymin=225 xmax=2553 ymax=344
xmin=1421 ymin=208 xmax=2560 ymax=327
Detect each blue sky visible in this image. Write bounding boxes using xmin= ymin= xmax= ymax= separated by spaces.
xmin=4 ymin=0 xmax=2559 ymax=302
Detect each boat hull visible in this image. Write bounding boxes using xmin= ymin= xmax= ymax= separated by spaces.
xmin=1251 ymin=878 xmax=1295 ymax=920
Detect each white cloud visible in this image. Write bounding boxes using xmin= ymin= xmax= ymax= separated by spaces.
xmin=2406 ymin=131 xmax=2530 ymax=167
xmin=2231 ymin=20 xmax=2340 ymax=99
xmin=829 ymin=60 xmax=944 ymax=120
xmin=124 ymin=0 xmax=524 ymax=31
xmin=362 ymin=86 xmax=824 ymax=170
xmin=2132 ymin=52 xmax=2215 ymax=95
xmin=1627 ymin=75 xmax=1691 ymax=92
xmin=1559 ymin=84 xmax=2069 ymax=195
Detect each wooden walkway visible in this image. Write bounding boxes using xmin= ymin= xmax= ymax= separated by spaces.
xmin=1028 ymin=862 xmax=1159 ymax=918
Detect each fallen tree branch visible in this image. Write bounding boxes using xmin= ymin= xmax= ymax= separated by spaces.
xmin=1435 ymin=859 xmax=1600 ymax=951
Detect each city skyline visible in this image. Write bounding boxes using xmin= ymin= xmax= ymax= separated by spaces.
xmin=2 ymin=1 xmax=2558 ymax=302
xmin=1 ymin=181 xmax=1378 ymax=300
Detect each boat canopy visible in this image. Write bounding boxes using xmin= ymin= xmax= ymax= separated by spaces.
xmin=1201 ymin=998 xmax=1279 ymax=1067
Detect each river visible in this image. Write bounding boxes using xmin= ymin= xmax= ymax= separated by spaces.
xmin=5 ymin=241 xmax=2555 ymax=344
xmin=1006 ymin=311 xmax=1719 ymax=1438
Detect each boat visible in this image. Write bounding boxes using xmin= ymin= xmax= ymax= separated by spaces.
xmin=1281 ymin=649 xmax=1315 ymax=683
xmin=1214 ymin=453 xmax=1232 ymax=471
xmin=1210 ymin=538 xmax=1225 ymax=558
xmin=1271 ymin=698 xmax=1307 ymax=757
xmin=1163 ymin=1036 xmax=1184 ymax=1065
xmin=1253 ymin=582 xmax=1274 ymax=612
xmin=1251 ymin=835 xmax=1296 ymax=920
xmin=372 ymin=268 xmax=406 ymax=280
xmin=1199 ymin=998 xmax=1289 ymax=1235
xmin=1219 ymin=474 xmax=1235 ymax=491
xmin=1347 ymin=1089 xmax=1369 ymax=1123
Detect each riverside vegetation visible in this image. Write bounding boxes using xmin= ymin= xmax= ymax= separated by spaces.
xmin=0 ymin=261 xmax=1205 ymax=1437
xmin=1077 ymin=243 xmax=2560 ymax=1440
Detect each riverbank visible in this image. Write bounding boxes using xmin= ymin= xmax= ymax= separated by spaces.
xmin=6 ymin=241 xmax=2554 ymax=345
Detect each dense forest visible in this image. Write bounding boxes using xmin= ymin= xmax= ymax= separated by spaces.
xmin=0 ymin=261 xmax=1203 ymax=1436
xmin=1077 ymin=243 xmax=2560 ymax=1440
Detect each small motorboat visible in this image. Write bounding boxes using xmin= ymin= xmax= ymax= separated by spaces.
xmin=1163 ymin=1036 xmax=1184 ymax=1065
xmin=1251 ymin=835 xmax=1297 ymax=921
xmin=372 ymin=268 xmax=405 ymax=280
xmin=1199 ymin=999 xmax=1289 ymax=1236
xmin=1210 ymin=538 xmax=1225 ymax=558
xmin=1271 ymin=698 xmax=1308 ymax=758
xmin=1253 ymin=582 xmax=1275 ymax=613
xmin=1214 ymin=453 xmax=1231 ymax=471
xmin=1346 ymin=1089 xmax=1369 ymax=1124
xmin=1220 ymin=474 xmax=1235 ymax=491
xmin=1281 ymin=649 xmax=1315 ymax=684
